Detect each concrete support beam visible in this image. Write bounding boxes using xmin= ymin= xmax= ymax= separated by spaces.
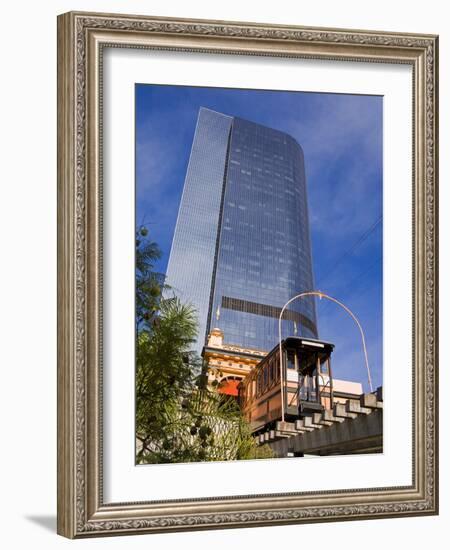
xmin=257 ymin=391 xmax=383 ymax=450
xmin=303 ymin=415 xmax=324 ymax=429
xmin=276 ymin=421 xmax=296 ymax=433
xmin=334 ymin=403 xmax=358 ymax=419
xmin=346 ymin=400 xmax=371 ymax=415
xmin=322 ymin=409 xmax=345 ymax=423
xmin=275 ymin=430 xmax=291 ymax=439
xmin=269 ymin=409 xmax=382 ymax=457
xmin=360 ymin=393 xmax=377 ymax=408
xmin=294 ymin=419 xmax=315 ymax=432
xmin=312 ymin=412 xmax=325 ymax=425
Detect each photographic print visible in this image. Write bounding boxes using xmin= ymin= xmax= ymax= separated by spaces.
xmin=57 ymin=12 xmax=438 ymax=537
xmin=135 ymin=84 xmax=383 ymax=464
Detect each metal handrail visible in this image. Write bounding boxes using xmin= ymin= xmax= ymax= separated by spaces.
xmin=279 ymin=291 xmax=373 ymax=422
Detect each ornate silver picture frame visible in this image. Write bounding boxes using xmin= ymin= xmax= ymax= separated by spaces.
xmin=57 ymin=11 xmax=438 ymax=538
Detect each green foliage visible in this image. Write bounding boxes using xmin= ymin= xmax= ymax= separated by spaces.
xmin=135 ymin=226 xmax=274 ymax=464
xmin=136 ymin=295 xmax=201 ymax=463
xmin=135 ymin=226 xmax=165 ymax=331
xmin=137 ymin=386 xmax=273 ymax=463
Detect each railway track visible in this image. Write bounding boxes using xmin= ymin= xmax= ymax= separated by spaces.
xmin=256 ymin=389 xmax=383 ymax=456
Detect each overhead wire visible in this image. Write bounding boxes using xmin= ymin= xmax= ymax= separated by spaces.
xmin=316 ymin=214 xmax=382 ymax=289
xmin=313 ymin=215 xmax=382 ymax=321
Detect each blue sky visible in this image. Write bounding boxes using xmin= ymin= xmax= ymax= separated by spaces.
xmin=136 ymin=84 xmax=383 ymax=392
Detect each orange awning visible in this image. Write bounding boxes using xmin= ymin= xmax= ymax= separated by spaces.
xmin=218 ymin=379 xmax=240 ymax=396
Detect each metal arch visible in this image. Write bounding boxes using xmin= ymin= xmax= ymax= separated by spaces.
xmin=278 ymin=291 xmax=373 ymax=423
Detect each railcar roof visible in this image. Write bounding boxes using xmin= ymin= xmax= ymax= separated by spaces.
xmin=283 ymin=336 xmax=335 ymax=348
xmin=259 ymin=336 xmax=335 ymax=361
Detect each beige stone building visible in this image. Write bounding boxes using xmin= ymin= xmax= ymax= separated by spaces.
xmin=202 ymin=328 xmax=266 ymax=396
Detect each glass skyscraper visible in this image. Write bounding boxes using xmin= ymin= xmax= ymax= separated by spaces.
xmin=165 ymin=107 xmax=317 ymax=354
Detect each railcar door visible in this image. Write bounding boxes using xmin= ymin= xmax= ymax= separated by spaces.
xmin=297 ymin=346 xmax=323 ymax=415
xmin=284 ymin=348 xmax=300 ymax=417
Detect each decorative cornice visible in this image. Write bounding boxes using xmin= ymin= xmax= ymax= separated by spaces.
xmin=424 ymin=39 xmax=437 ymax=508
xmin=83 ymin=498 xmax=435 ymax=533
xmin=78 ymin=15 xmax=435 ymax=50
xmin=221 ymin=344 xmax=267 ymax=356
xmin=75 ymin=15 xmax=88 ymax=533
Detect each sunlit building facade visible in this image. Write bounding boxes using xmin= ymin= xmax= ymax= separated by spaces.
xmin=165 ymin=107 xmax=317 ymax=354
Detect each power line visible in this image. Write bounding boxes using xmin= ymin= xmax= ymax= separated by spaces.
xmin=316 ymin=214 xmax=382 ymax=288
xmin=317 ymin=254 xmax=382 ymax=317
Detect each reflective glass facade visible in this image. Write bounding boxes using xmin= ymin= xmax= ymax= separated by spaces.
xmin=165 ymin=107 xmax=317 ymax=354
xmin=164 ymin=108 xmax=232 ymax=351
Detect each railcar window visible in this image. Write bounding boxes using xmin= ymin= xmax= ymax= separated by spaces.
xmin=299 ymin=374 xmax=307 ymax=400
xmin=287 ymin=350 xmax=296 ymax=369
xmin=257 ymin=370 xmax=262 ymax=396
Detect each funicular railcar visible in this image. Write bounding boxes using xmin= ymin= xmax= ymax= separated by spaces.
xmin=239 ymin=337 xmax=335 ymax=434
